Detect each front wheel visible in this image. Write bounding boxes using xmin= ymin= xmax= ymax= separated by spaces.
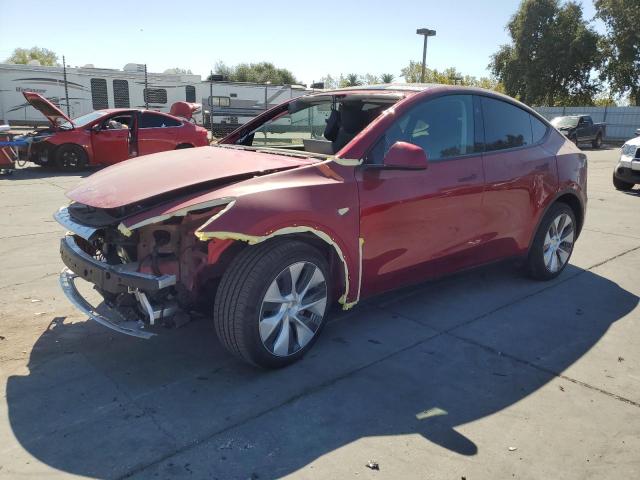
xmin=613 ymin=173 xmax=634 ymax=191
xmin=55 ymin=144 xmax=87 ymax=171
xmin=214 ymin=240 xmax=331 ymax=368
xmin=526 ymin=203 xmax=576 ymax=280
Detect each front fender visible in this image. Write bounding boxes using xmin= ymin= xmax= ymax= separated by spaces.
xmin=195 ymin=168 xmax=362 ymax=308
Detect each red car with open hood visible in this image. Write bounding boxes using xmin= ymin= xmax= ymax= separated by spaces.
xmin=21 ymin=92 xmax=208 ymax=170
xmin=54 ymin=85 xmax=587 ymax=368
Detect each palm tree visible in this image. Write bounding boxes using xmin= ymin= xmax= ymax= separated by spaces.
xmin=344 ymin=74 xmax=362 ymax=87
xmin=380 ymin=73 xmax=395 ymax=83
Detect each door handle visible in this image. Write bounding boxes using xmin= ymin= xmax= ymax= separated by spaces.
xmin=457 ymin=173 xmax=478 ymax=183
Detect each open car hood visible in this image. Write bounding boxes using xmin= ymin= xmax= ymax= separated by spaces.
xmin=22 ymin=91 xmax=73 ymax=128
xmin=65 ymin=146 xmax=317 ymax=209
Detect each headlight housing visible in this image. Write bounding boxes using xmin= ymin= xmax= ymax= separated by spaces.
xmin=622 ymin=144 xmax=637 ymax=157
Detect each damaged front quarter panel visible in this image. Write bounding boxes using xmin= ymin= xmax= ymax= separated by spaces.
xmin=191 ymin=161 xmax=363 ymax=308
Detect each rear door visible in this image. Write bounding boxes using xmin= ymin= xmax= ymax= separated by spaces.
xmin=357 ymin=94 xmax=487 ymax=296
xmin=480 ymin=96 xmax=557 ymax=257
xmin=137 ymin=112 xmax=182 ymax=155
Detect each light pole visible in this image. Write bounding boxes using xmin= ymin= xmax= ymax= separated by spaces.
xmin=416 ymin=28 xmax=436 ymax=83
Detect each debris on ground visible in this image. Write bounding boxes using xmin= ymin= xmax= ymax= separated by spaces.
xmin=365 ymin=461 xmax=380 ymax=471
xmin=34 ymin=312 xmax=46 ymax=316
xmin=618 ymin=356 xmax=625 ymax=362
xmin=559 ymin=385 xmax=565 ymax=392
xmin=30 ymin=299 xmax=42 ymax=303
xmin=508 ymin=446 xmax=517 ymax=452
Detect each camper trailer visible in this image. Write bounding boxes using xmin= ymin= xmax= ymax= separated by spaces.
xmin=0 ymin=62 xmax=201 ymax=125
xmin=198 ymin=81 xmax=308 ymax=136
xmin=0 ymin=63 xmax=311 ymax=133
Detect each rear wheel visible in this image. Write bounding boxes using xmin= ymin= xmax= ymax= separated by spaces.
xmin=613 ymin=173 xmax=634 ymax=191
xmin=527 ymin=203 xmax=576 ymax=280
xmin=55 ymin=144 xmax=87 ymax=171
xmin=214 ymin=239 xmax=331 ymax=368
xmin=592 ymin=134 xmax=603 ymax=149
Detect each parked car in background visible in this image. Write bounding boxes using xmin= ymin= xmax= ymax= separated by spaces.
xmin=613 ymin=135 xmax=640 ymax=191
xmin=54 ymin=85 xmax=587 ymax=368
xmin=20 ymin=92 xmax=208 ymax=170
xmin=550 ymin=115 xmax=605 ymax=148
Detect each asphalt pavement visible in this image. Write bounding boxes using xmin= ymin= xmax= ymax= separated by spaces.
xmin=0 ymin=146 xmax=638 ymax=479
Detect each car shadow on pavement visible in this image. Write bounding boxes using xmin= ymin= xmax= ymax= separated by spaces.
xmin=4 ymin=265 xmax=638 ymax=479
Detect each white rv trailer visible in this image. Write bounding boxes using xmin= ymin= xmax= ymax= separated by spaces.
xmin=0 ymin=62 xmax=201 ymax=125
xmin=0 ymin=63 xmax=311 ymax=133
xmin=197 ymin=81 xmax=309 ymax=136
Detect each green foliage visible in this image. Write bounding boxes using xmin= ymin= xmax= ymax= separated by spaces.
xmin=400 ymin=61 xmax=504 ymax=92
xmin=5 ymin=46 xmax=58 ymax=66
xmin=341 ymin=74 xmax=362 ymax=87
xmin=210 ymin=61 xmax=298 ymax=85
xmin=595 ymin=0 xmax=640 ymax=106
xmin=489 ymin=0 xmax=601 ymax=106
xmin=380 ymin=73 xmax=395 ymax=83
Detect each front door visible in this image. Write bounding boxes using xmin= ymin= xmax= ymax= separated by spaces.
xmin=91 ymin=113 xmax=135 ymax=165
xmin=357 ymin=94 xmax=487 ymax=297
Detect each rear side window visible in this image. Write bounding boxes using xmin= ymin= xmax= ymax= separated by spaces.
xmin=90 ymin=78 xmax=108 ymax=109
xmin=139 ymin=112 xmax=181 ymax=128
xmin=369 ymin=94 xmax=476 ymax=163
xmin=113 ymin=79 xmax=130 ymax=108
xmin=531 ymin=115 xmax=548 ymax=143
xmin=185 ymin=85 xmax=196 ymax=102
xmin=143 ymin=88 xmax=168 ymax=105
xmin=482 ymin=97 xmax=532 ymax=151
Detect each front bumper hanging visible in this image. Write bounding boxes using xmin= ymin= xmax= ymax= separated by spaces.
xmin=58 ymin=234 xmax=178 ymax=339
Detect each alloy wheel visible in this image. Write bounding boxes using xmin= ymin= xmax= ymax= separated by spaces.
xmin=259 ymin=261 xmax=327 ymax=357
xmin=543 ymin=213 xmax=574 ymax=273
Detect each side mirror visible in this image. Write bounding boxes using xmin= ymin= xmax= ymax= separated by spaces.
xmin=91 ymin=123 xmax=101 ymax=133
xmin=383 ymin=141 xmax=428 ymax=170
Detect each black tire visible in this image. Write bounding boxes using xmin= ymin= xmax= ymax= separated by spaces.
xmin=613 ymin=173 xmax=634 ymax=191
xmin=175 ymin=143 xmax=194 ymax=149
xmin=526 ymin=202 xmax=576 ymax=281
xmin=592 ymin=134 xmax=603 ymax=149
xmin=214 ymin=239 xmax=331 ymax=369
xmin=54 ymin=144 xmax=87 ymax=171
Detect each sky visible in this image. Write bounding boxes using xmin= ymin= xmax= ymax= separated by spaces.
xmin=0 ymin=0 xmax=602 ymax=85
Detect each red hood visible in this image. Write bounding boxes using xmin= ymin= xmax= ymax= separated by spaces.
xmin=23 ymin=91 xmax=73 ymax=128
xmin=65 ymin=146 xmax=317 ymax=208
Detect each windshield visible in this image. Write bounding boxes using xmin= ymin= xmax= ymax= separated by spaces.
xmin=59 ymin=111 xmax=106 ymax=129
xmin=551 ymin=116 xmax=579 ymax=128
xmin=237 ymin=94 xmax=400 ymax=155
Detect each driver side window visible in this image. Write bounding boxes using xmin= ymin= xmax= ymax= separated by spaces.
xmin=368 ymin=95 xmax=476 ymax=164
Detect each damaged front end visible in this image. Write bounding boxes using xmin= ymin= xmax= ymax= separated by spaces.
xmin=55 ymin=201 xmax=230 ymax=338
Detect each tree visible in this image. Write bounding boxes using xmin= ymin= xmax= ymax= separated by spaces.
xmin=210 ymin=61 xmax=299 ymax=85
xmin=163 ymin=67 xmax=192 ymax=74
xmin=400 ymin=62 xmax=505 ymax=92
xmin=342 ymin=74 xmax=362 ymax=87
xmin=380 ymin=73 xmax=395 ymax=83
xmin=5 ymin=46 xmax=58 ymax=66
xmin=595 ymin=0 xmax=640 ymax=106
xmin=489 ymin=0 xmax=601 ymax=106
xmin=320 ymin=74 xmax=339 ymax=89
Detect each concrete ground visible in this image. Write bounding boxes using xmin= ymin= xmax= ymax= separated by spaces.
xmin=0 ymin=147 xmax=638 ymax=479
